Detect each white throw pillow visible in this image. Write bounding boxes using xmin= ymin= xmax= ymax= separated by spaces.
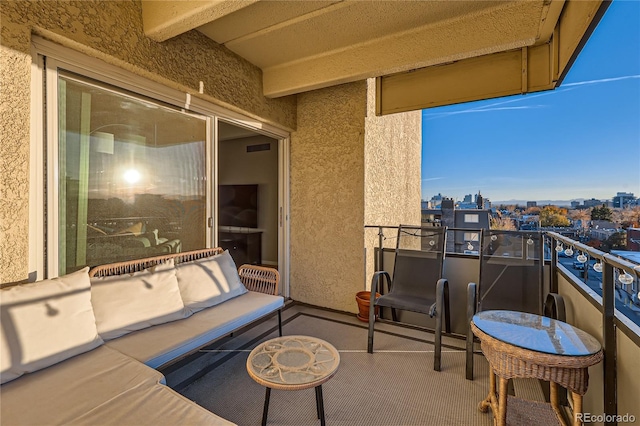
xmin=0 ymin=267 xmax=103 ymax=384
xmin=175 ymin=250 xmax=248 ymax=314
xmin=90 ymin=259 xmax=189 ymax=340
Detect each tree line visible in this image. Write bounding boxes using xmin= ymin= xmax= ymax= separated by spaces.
xmin=493 ymin=204 xmax=640 ymax=228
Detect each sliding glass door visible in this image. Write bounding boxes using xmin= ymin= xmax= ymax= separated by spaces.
xmin=36 ymin=44 xmax=289 ymax=293
xmin=55 ymin=72 xmax=208 ymax=274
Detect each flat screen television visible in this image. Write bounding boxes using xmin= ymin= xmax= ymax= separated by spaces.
xmin=218 ymin=184 xmax=258 ymax=228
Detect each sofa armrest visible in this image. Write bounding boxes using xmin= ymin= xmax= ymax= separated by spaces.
xmin=238 ymin=265 xmax=280 ymax=296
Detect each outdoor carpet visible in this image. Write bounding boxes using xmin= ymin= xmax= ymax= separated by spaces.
xmin=178 ymin=311 xmax=493 ymax=426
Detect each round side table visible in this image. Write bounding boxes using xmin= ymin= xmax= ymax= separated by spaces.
xmin=247 ymin=335 xmax=340 ymax=426
xmin=471 ymin=310 xmax=603 ymax=426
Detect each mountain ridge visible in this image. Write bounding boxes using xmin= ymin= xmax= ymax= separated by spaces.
xmin=492 ymin=199 xmax=581 ymax=206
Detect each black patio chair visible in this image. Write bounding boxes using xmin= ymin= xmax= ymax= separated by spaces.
xmin=367 ymin=225 xmax=451 ymax=371
xmin=466 ymin=230 xmax=565 ymax=380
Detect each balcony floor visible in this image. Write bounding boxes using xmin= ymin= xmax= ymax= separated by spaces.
xmin=165 ymin=303 xmax=548 ymax=425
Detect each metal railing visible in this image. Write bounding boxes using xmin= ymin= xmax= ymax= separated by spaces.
xmin=547 ymin=232 xmax=640 ymax=426
xmin=547 ymin=232 xmax=640 ymax=318
xmin=365 ymin=225 xmax=640 ymax=326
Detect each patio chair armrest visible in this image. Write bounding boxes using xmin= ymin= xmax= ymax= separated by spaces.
xmin=465 ymin=282 xmax=477 ymax=380
xmin=238 ymin=264 xmax=280 ymax=296
xmin=369 ymin=271 xmax=391 ymax=303
xmin=544 ymin=292 xmax=566 ymax=322
xmin=466 ymin=282 xmax=477 ymax=320
xmin=430 ymin=278 xmax=449 ymax=318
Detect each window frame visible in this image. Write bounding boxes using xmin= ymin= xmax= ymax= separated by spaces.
xmin=464 ymin=232 xmax=479 ymax=242
xmin=56 ymin=71 xmax=211 ymax=274
xmin=464 ymin=213 xmax=479 ymax=223
xmin=46 ymin=64 xmax=213 ymax=277
xmin=31 ymin=37 xmax=290 ymax=283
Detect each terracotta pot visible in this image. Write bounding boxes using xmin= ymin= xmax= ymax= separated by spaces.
xmin=355 ymin=291 xmax=381 ymax=322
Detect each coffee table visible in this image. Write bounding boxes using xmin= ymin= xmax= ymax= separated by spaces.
xmin=471 ymin=310 xmax=603 ymax=426
xmin=246 ymin=335 xmax=340 ymax=426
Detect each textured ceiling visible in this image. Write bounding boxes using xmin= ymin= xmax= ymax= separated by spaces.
xmin=142 ymin=0 xmax=563 ymax=98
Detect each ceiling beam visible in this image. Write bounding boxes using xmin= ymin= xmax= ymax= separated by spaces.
xmin=262 ymin=1 xmax=545 ymax=98
xmin=142 ymin=1 xmax=258 ymax=42
xmin=375 ymin=0 xmax=610 ymax=116
xmin=555 ymin=0 xmax=611 ymax=84
xmin=376 ymin=43 xmax=555 ymax=115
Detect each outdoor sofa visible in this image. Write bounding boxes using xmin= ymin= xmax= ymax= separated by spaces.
xmin=0 ymin=248 xmax=284 ymax=425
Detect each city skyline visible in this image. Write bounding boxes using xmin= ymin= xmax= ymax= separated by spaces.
xmin=421 ymin=0 xmax=640 ymax=203
xmin=422 ymin=190 xmax=635 ymax=207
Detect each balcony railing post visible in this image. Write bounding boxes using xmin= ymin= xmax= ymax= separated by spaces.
xmin=377 ymin=226 xmax=384 ymax=274
xmin=602 ymin=259 xmax=617 ymax=426
xmin=538 ymin=232 xmax=544 ymax=315
xmin=550 ymin=235 xmax=558 ymax=293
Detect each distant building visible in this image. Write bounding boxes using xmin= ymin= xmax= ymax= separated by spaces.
xmin=573 ymin=219 xmax=588 ymax=230
xmin=591 ymin=228 xmax=619 ymax=241
xmin=519 ymin=214 xmax=539 ymax=230
xmin=571 ymin=201 xmax=580 ymax=208
xmin=475 ymin=191 xmax=491 ymax=209
xmin=584 ymin=198 xmax=602 ymax=208
xmin=612 ymin=192 xmax=636 ymax=208
xmin=592 ymin=220 xmax=617 ymax=230
xmin=474 ymin=192 xmax=482 ymax=206
xmin=591 ymin=220 xmax=620 ymax=241
xmin=421 ymin=209 xmax=441 ymax=224
xmin=456 ymin=201 xmax=477 ymax=210
xmin=628 ymin=228 xmax=640 ymax=251
xmin=439 ymin=198 xmax=455 ymax=230
xmin=455 ymin=191 xmax=490 ymax=210
xmin=422 ymin=197 xmax=490 ymax=253
xmin=453 ymin=209 xmax=490 ymax=254
xmin=425 ymin=193 xmax=444 ymax=209
xmin=526 ymin=201 xmax=537 ymax=208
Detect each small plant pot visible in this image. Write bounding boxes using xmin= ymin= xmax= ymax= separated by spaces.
xmin=355 ymin=290 xmax=381 ymax=322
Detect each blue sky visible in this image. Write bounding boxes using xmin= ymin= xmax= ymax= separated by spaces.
xmin=421 ymin=0 xmax=640 ymax=205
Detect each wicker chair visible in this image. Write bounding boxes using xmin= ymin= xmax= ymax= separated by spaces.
xmin=466 ymin=230 xmax=565 ymax=380
xmin=367 ymin=225 xmax=451 ymax=371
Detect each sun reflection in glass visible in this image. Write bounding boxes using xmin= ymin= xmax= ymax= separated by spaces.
xmin=123 ymin=169 xmax=141 ymax=184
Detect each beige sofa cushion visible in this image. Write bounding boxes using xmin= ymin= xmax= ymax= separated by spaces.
xmin=90 ymin=259 xmax=189 ymax=340
xmin=105 ymin=291 xmax=284 ymax=368
xmin=0 ymin=267 xmax=103 ymax=384
xmin=175 ymin=250 xmax=247 ymax=314
xmin=0 ymin=345 xmax=234 ymax=425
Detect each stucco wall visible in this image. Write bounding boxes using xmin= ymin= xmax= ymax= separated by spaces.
xmin=0 ymin=0 xmax=296 ymax=283
xmin=364 ymin=78 xmax=421 ymax=290
xmin=290 ymin=79 xmax=421 ymax=313
xmin=290 ymin=82 xmax=367 ymax=312
xmin=1 ymin=6 xmax=32 ymax=284
xmin=1 ymin=1 xmax=423 ymax=300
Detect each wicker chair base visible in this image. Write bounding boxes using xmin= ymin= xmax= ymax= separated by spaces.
xmin=504 ymin=395 xmax=562 ymax=426
xmin=471 ymin=321 xmax=603 ymax=426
